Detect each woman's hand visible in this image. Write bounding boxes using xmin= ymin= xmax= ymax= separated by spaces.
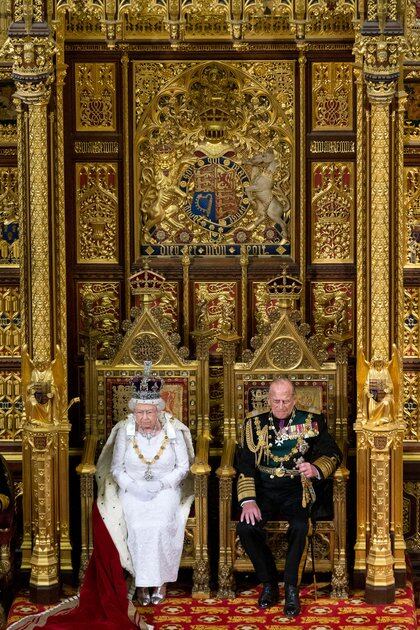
xmin=146 ymin=480 xmax=163 ymax=495
xmin=127 ymin=480 xmax=155 ymax=501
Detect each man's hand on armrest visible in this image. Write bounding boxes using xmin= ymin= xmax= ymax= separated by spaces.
xmin=240 ymin=500 xmax=262 ymax=526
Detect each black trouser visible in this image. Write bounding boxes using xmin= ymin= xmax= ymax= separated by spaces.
xmin=237 ymin=476 xmax=309 ymax=587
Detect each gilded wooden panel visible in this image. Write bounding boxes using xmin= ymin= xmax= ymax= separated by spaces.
xmin=209 ymin=365 xmax=224 ymax=450
xmin=311 ymin=163 xmax=354 ymax=263
xmin=252 ymin=280 xmax=299 ymax=333
xmin=0 ymin=286 xmax=20 ymax=357
xmin=76 ymin=163 xmax=119 ymax=264
xmin=0 ymin=3 xmax=12 ymax=49
xmin=403 ymin=287 xmax=419 ymax=358
xmin=403 ymin=371 xmax=420 ymax=441
xmin=404 ymin=78 xmax=420 ymax=145
xmin=404 ymin=166 xmax=420 ymax=266
xmin=403 ymin=481 xmax=420 ymax=554
xmin=60 ymin=0 xmax=354 ymax=41
xmin=312 ymin=281 xmax=354 ymax=353
xmin=0 ymin=167 xmax=19 ymax=265
xmin=193 ymin=281 xmax=238 ymax=355
xmin=306 ymin=0 xmax=354 ymax=37
xmin=0 ymin=369 xmax=22 ymax=440
xmin=148 ymin=282 xmax=179 ymax=329
xmin=77 ymin=282 xmax=120 ymax=357
xmin=135 ymin=61 xmax=294 ymax=258
xmin=312 ymin=63 xmax=353 ymax=131
xmin=0 ymin=81 xmax=17 ymax=145
xmin=75 ymin=63 xmax=116 ymax=131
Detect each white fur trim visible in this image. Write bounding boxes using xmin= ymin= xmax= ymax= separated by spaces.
xmin=95 ymin=413 xmax=194 ymax=576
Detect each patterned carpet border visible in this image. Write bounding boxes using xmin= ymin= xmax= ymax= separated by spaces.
xmin=6 ymin=582 xmax=418 ymax=630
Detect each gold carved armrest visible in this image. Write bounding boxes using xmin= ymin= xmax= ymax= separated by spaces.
xmin=216 ymin=438 xmax=237 ymax=479
xmin=76 ymin=434 xmax=98 ymax=476
xmin=190 ymin=434 xmax=211 ymax=476
xmin=333 ymin=464 xmax=350 ymax=482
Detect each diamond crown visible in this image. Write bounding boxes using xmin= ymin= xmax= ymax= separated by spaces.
xmin=131 ymin=361 xmax=163 ymax=400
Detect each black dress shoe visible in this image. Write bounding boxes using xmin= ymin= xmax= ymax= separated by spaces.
xmin=284 ymin=584 xmax=301 ymax=617
xmin=258 ymin=583 xmax=279 ymax=609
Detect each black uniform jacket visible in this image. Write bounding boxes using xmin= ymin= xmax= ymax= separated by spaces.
xmin=236 ymin=408 xmax=342 ymax=508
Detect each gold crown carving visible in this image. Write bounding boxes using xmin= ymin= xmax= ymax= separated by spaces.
xmin=266 ymin=269 xmax=302 ymax=308
xmin=129 ymin=263 xmax=165 ymax=302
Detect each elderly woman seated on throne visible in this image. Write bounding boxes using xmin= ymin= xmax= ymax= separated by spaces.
xmin=96 ymin=363 xmax=194 ymax=607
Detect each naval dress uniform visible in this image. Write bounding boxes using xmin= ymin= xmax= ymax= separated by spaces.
xmin=236 ymin=407 xmax=342 ymax=587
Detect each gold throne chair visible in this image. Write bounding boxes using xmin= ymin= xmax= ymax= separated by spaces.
xmin=216 ymin=273 xmax=350 ymax=599
xmin=77 ymin=266 xmax=212 ymax=597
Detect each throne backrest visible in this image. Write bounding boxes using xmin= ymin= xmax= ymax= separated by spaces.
xmin=237 ymin=373 xmax=336 ymax=436
xmin=96 ymin=368 xmax=197 ymax=440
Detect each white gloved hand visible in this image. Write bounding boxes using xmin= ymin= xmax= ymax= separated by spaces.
xmin=127 ymin=480 xmax=154 ymax=502
xmin=145 ymin=480 xmax=163 ymax=495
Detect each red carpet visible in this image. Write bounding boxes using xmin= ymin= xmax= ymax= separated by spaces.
xmin=6 ymin=582 xmax=418 ymax=630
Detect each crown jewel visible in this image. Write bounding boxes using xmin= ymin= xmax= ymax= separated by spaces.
xmin=131 ymin=361 xmax=163 ymax=401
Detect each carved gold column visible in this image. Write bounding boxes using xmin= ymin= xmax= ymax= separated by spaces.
xmin=352 ymin=18 xmax=406 ymax=598
xmin=26 ymin=428 xmax=59 ymax=601
xmin=354 ymin=59 xmax=368 ymax=352
xmin=298 ymin=46 xmax=307 ymax=312
xmin=190 ymin=325 xmax=213 ymax=597
xmin=240 ymin=246 xmax=248 ymax=351
xmin=122 ymin=53 xmax=131 ymax=318
xmin=5 ymin=10 xmax=73 ymax=599
xmin=182 ymin=246 xmax=191 ymax=346
xmin=353 ymin=422 xmax=369 ymax=586
xmin=53 ymin=13 xmax=72 ymax=575
xmin=392 ymin=88 xmax=407 ymax=587
xmin=191 ymin=327 xmax=213 ymax=438
xmin=216 ymin=325 xmax=240 ymax=599
xmin=365 ymin=428 xmax=397 ymax=603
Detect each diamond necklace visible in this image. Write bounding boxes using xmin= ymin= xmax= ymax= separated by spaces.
xmin=131 ymin=432 xmax=169 ymax=481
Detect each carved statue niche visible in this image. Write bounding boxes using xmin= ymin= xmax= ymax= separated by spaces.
xmin=356 ymin=344 xmax=401 ymax=426
xmin=21 ymin=345 xmax=66 ymax=426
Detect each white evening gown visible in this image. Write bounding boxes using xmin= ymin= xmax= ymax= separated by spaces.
xmin=111 ymin=426 xmax=190 ymax=587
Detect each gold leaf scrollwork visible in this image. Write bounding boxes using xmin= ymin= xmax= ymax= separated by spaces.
xmin=403 ymin=371 xmax=419 ymax=440
xmin=75 ymin=63 xmax=116 ymax=130
xmin=76 ymin=163 xmax=118 ymax=263
xmin=129 ymin=333 xmax=164 ymax=365
xmin=311 ymin=163 xmax=354 ymax=263
xmin=404 ymin=167 xmax=420 ymax=266
xmin=135 ymin=60 xmax=294 ymax=251
xmin=312 ymin=62 xmax=353 ymax=130
xmin=79 ymin=282 xmax=120 ymax=358
xmin=403 ymin=287 xmax=419 ymax=358
xmin=0 ymin=370 xmax=22 ymax=440
xmin=268 ymin=336 xmax=303 ymax=370
xmin=313 ymin=282 xmax=353 ymax=351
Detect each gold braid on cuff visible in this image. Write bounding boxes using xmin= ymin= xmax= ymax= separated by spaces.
xmin=312 ymin=455 xmax=338 ymax=479
xmin=237 ymin=473 xmax=256 ymax=503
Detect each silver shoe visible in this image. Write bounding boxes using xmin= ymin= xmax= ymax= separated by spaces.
xmin=136 ymin=587 xmax=151 ymax=606
xmin=150 ymin=584 xmax=166 ymax=605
